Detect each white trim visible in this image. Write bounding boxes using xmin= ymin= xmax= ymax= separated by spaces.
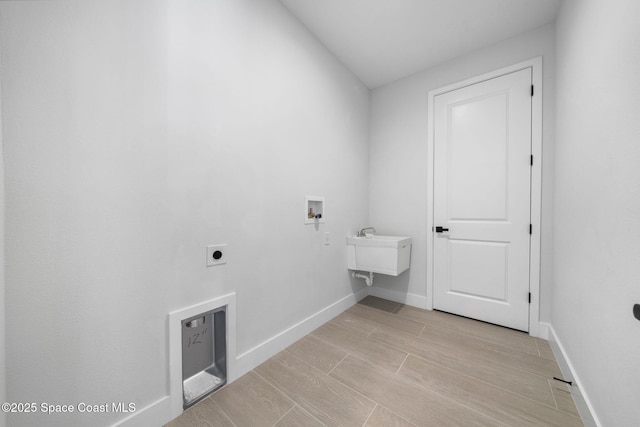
xmin=110 ymin=396 xmax=171 ymax=427
xmin=426 ymin=57 xmax=543 ymax=336
xmin=368 ymin=286 xmax=427 ymax=309
xmin=547 ymin=324 xmax=601 ymax=427
xmin=113 ymin=289 xmax=371 ymax=426
xmin=235 ymin=287 xmax=368 ymax=377
xmin=536 ymin=321 xmax=550 ymax=341
xmin=528 ymin=57 xmax=543 ymax=337
xmin=168 ymin=293 xmax=237 ymax=420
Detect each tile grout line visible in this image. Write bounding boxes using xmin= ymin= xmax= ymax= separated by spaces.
xmin=361 ymin=303 xmax=558 ymax=390
xmin=253 ymin=367 xmax=331 ymax=426
xmin=417 ymin=322 xmax=427 ymax=337
xmin=547 ymin=378 xmax=560 ymax=411
xmin=327 ymin=352 xmax=350 ymax=376
xmin=394 ymin=353 xmax=410 ymax=375
xmin=251 ymin=369 xmax=298 ymax=413
xmin=271 ymin=404 xmax=296 ymax=427
xmin=170 ymin=297 xmax=583 ymax=427
xmin=351 ymin=305 xmax=428 ymax=338
xmin=412 ymin=314 xmax=537 ymax=354
xmin=350 ymin=306 xmax=574 ymax=423
xmin=367 ymin=324 xmax=380 ymax=338
xmin=360 ymin=403 xmax=378 ymax=427
xmin=326 ymin=364 xmax=383 ymax=420
xmin=281 ymin=349 xmax=379 ymax=422
xmin=345 ymin=352 xmax=509 ymax=427
xmin=316 ymin=318 xmax=414 ymax=367
xmin=377 ymin=403 xmax=421 ymax=427
xmin=382 ymin=322 xmax=553 ymax=380
xmin=211 ymin=399 xmax=239 ymax=427
xmin=402 ymin=349 xmax=561 ymax=412
xmin=296 ymin=405 xmax=330 ymax=427
xmin=372 ymin=299 xmax=539 ymax=354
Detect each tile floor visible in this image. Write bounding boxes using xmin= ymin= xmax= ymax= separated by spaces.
xmin=166 ymin=296 xmax=583 ymax=427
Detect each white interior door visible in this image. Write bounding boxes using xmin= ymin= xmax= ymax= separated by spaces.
xmin=433 ymin=68 xmax=532 ymax=332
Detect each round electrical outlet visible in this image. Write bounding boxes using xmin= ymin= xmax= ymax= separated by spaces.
xmin=206 ymin=244 xmax=227 ymax=267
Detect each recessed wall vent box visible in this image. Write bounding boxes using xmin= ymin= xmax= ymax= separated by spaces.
xmin=169 ymin=293 xmax=236 ymax=418
xmin=181 ymin=307 xmax=226 ymax=409
xmin=305 ymin=196 xmax=325 ymax=224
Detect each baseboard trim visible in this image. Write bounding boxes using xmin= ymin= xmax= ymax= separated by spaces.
xmin=111 ymin=396 xmax=171 ymax=427
xmin=235 ymin=287 xmax=369 ymax=378
xmin=367 ymin=286 xmax=427 ymax=309
xmin=115 ymin=288 xmax=368 ymax=426
xmin=536 ymin=321 xmax=550 ymax=340
xmin=547 ymin=324 xmax=601 ymax=427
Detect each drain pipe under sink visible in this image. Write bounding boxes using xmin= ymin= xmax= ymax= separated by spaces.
xmin=352 ymin=271 xmax=374 ymax=286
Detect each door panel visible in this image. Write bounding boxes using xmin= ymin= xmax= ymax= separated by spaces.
xmin=448 ymin=239 xmax=508 ymax=301
xmin=449 ymin=93 xmax=508 ymax=221
xmin=433 ymin=68 xmax=532 ymax=331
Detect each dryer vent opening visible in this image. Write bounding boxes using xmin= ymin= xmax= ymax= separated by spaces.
xmin=181 ymin=307 xmax=226 ymax=409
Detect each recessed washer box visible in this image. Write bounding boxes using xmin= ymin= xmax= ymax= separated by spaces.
xmin=305 ymin=196 xmax=325 ymax=224
xmin=207 ymin=244 xmax=227 ymax=267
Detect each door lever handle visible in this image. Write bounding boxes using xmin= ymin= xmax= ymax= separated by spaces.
xmin=434 ymin=226 xmax=449 ymax=233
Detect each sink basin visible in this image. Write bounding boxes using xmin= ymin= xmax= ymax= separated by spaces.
xmin=347 ymin=235 xmax=412 ymax=276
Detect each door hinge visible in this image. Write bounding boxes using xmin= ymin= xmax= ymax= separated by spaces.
xmin=530 ymin=155 xmax=533 ymax=166
xmin=531 ymin=85 xmax=534 ymax=97
xmin=529 ymin=224 xmax=533 ymax=235
xmin=528 ymin=293 xmax=532 ymax=304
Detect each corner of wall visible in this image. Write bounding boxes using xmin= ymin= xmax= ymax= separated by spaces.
xmin=547 ymin=324 xmax=601 ymax=427
xmin=137 ymin=288 xmax=368 ymax=427
xmin=0 ymin=37 xmax=7 ymax=427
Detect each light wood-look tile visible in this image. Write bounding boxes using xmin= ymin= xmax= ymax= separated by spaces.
xmin=330 ymin=311 xmax=380 ymax=336
xmin=418 ymin=323 xmax=562 ymax=379
xmin=164 ymin=398 xmax=234 ymax=427
xmin=166 ymin=298 xmax=583 ymax=427
xmin=312 ymin=322 xmax=407 ymax=373
xmin=536 ymin=337 xmax=557 ymax=360
xmin=346 ymin=303 xmax=425 ymax=336
xmin=330 ymin=354 xmax=503 ymax=427
xmin=358 ymin=295 xmax=401 ymax=313
xmin=364 ymin=405 xmax=417 ymax=427
xmin=255 ymin=351 xmax=376 ymax=426
xmin=285 ymin=334 xmax=347 ymax=374
xmin=370 ymin=325 xmax=556 ymax=407
xmin=274 ymin=406 xmax=325 ymax=427
xmin=209 ymin=371 xmax=293 ymax=427
xmin=398 ymin=354 xmax=582 ymax=427
xmin=550 ymin=379 xmax=582 ymax=417
xmin=395 ymin=305 xmax=539 ymax=355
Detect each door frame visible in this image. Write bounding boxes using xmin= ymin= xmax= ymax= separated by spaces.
xmin=426 ymin=57 xmax=543 ymax=337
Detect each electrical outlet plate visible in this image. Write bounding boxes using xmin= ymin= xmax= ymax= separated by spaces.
xmin=206 ymin=244 xmax=227 ymax=267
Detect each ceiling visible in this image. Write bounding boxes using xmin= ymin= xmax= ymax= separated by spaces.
xmin=280 ymin=0 xmax=561 ymax=88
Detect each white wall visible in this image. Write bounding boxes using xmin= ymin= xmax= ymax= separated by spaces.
xmin=1 ymin=0 xmax=369 ymax=425
xmin=368 ymin=24 xmax=556 ymax=321
xmin=553 ymin=0 xmax=640 ymax=425
xmin=0 ymin=36 xmax=6 ymax=427
xmin=165 ymin=0 xmax=369 ymax=359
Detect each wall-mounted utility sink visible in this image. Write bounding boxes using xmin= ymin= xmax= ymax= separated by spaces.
xmin=347 ymin=235 xmax=412 ymax=276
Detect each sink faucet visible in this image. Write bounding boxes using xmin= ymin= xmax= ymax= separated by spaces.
xmin=358 ymin=227 xmax=376 ymax=237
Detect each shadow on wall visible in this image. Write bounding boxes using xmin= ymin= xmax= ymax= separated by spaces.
xmin=348 ymin=271 xmax=368 ymax=295
xmin=349 ymin=269 xmax=411 ymax=302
